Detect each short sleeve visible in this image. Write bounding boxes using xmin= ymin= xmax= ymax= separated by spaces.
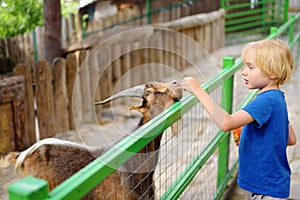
xmin=242 ymin=94 xmax=273 ymax=128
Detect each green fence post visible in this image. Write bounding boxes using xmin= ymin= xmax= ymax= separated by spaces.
xmin=261 ymin=0 xmax=266 ymax=29
xmin=270 ymin=27 xmax=278 ymax=35
xmin=8 ymin=176 xmax=49 ymax=200
xmin=297 ymin=16 xmax=300 ymax=62
xmin=267 ymin=27 xmax=278 ymax=39
xmin=283 ymin=0 xmax=289 ymax=22
xmin=146 ymin=0 xmax=152 ymax=24
xmin=288 ymin=14 xmax=295 ymax=46
xmin=220 ymin=0 xmax=225 ymax=8
xmin=217 ymin=57 xmax=235 ymax=188
xmin=33 ymin=30 xmax=38 ymax=61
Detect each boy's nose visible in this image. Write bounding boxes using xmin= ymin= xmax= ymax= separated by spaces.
xmin=241 ymin=67 xmax=247 ymax=75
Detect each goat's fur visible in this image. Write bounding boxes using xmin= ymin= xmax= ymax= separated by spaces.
xmin=0 ymin=81 xmax=182 ymax=200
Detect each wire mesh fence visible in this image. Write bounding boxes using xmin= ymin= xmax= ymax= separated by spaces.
xmin=154 ymin=92 xmax=220 ymax=199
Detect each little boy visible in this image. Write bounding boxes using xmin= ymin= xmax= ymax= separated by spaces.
xmin=181 ymin=39 xmax=296 ymax=199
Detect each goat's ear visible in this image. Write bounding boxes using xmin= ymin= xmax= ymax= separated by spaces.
xmin=155 ymin=87 xmax=168 ymax=93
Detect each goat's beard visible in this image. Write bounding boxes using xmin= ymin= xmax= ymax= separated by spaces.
xmin=149 ymin=105 xmax=164 ymax=118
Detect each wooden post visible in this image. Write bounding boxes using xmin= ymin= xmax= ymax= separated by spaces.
xmin=89 ymin=50 xmax=102 ymax=117
xmin=52 ymin=58 xmax=70 ymax=133
xmin=100 ymin=45 xmax=112 ymax=100
xmin=0 ymin=100 xmax=15 ymax=155
xmin=14 ymin=64 xmax=36 ymax=144
xmin=78 ymin=50 xmax=93 ymax=123
xmin=34 ymin=61 xmax=56 ymax=139
xmin=62 ymin=18 xmax=70 ymax=49
xmin=111 ymin=43 xmax=122 ymax=88
xmin=120 ymin=41 xmax=132 ymax=90
xmin=23 ymin=33 xmax=31 ymax=66
xmin=69 ymin=13 xmax=78 ymax=43
xmin=36 ymin=26 xmax=45 ymax=61
xmin=0 ymin=76 xmax=27 ymax=153
xmin=66 ymin=53 xmax=78 ymax=129
xmin=130 ymin=42 xmax=142 ymax=85
xmin=0 ymin=39 xmax=7 ymax=59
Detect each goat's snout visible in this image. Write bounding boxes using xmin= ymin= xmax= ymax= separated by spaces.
xmin=169 ymin=80 xmax=183 ymax=101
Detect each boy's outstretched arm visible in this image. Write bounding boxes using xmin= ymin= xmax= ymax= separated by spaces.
xmin=181 ymin=77 xmax=253 ymax=132
xmin=288 ymin=123 xmax=297 ymax=146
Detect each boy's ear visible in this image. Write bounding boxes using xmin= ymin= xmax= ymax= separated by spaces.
xmin=270 ymin=74 xmax=278 ymax=80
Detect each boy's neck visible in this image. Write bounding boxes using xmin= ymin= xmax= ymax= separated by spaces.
xmin=259 ymin=82 xmax=279 ymax=93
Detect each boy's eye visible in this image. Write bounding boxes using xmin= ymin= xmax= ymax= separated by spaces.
xmin=247 ymin=64 xmax=255 ymax=70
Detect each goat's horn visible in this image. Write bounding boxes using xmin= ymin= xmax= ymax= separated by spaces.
xmin=95 ymin=85 xmax=145 ymax=105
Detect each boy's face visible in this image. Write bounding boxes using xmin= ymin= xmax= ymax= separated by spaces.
xmin=242 ymin=50 xmax=275 ymax=91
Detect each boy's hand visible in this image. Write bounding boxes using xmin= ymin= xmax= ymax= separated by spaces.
xmin=232 ymin=127 xmax=242 ymax=146
xmin=180 ymin=77 xmax=199 ymax=95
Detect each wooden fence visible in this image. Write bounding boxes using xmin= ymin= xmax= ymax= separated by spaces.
xmin=0 ymin=1 xmax=221 ymax=72
xmin=0 ymin=9 xmax=225 ymax=154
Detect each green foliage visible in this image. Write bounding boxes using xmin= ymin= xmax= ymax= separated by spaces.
xmin=0 ymin=0 xmax=43 ymax=38
xmin=0 ymin=0 xmax=79 ymax=38
xmin=61 ymin=0 xmax=79 ymax=17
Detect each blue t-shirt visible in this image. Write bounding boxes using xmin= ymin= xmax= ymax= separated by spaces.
xmin=238 ymin=90 xmax=291 ymax=198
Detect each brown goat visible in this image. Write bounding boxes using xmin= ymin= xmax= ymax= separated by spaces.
xmin=0 ymin=81 xmax=182 ymax=200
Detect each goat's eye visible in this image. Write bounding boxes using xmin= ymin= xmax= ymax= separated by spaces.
xmin=154 ymin=91 xmax=163 ymax=95
xmin=172 ymin=80 xmax=178 ymax=84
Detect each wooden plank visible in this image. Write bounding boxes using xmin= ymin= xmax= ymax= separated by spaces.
xmin=89 ymin=50 xmax=102 ymax=117
xmin=163 ymin=31 xmax=171 ymax=78
xmin=78 ymin=50 xmax=93 ymax=123
xmin=210 ymin=22 xmax=216 ymax=52
xmin=184 ymin=28 xmax=196 ymax=65
xmin=23 ymin=32 xmax=32 ymax=66
xmin=0 ymin=103 xmax=15 ymax=155
xmin=62 ymin=18 xmax=70 ymax=49
xmin=0 ymin=76 xmax=27 ymax=152
xmin=111 ymin=43 xmax=122 ymax=89
xmin=132 ymin=5 xmax=141 ymax=25
xmin=7 ymin=37 xmax=18 ymax=65
xmin=169 ymin=31 xmax=177 ymax=76
xmin=52 ymin=58 xmax=69 ymax=133
xmin=123 ymin=7 xmax=132 ymax=25
xmin=69 ymin=13 xmax=78 ymax=44
xmin=66 ymin=53 xmax=78 ymax=130
xmin=204 ymin=24 xmax=212 ymax=53
xmin=0 ymin=39 xmax=7 ymax=59
xmin=194 ymin=26 xmax=205 ymax=60
xmin=130 ymin=41 xmax=142 ymax=85
xmin=175 ymin=30 xmax=183 ymax=71
xmin=219 ymin=17 xmax=225 ymax=49
xmin=141 ymin=36 xmax=150 ymax=82
xmin=34 ymin=61 xmax=56 ymax=139
xmin=27 ymin=30 xmax=35 ymax=66
xmin=120 ymin=41 xmax=132 ymax=90
xmin=36 ymin=26 xmax=45 ymax=61
xmin=18 ymin=34 xmax=25 ymax=63
xmin=13 ymin=64 xmax=36 ymax=145
xmin=101 ymin=45 xmax=112 ymax=99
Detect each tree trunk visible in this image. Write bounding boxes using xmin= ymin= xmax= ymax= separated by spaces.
xmin=44 ymin=0 xmax=62 ymax=62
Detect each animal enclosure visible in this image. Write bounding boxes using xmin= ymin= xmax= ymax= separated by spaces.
xmin=0 ymin=9 xmax=225 ymax=155
xmin=6 ymin=11 xmax=300 ymax=199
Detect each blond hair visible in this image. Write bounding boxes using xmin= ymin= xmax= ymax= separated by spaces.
xmin=242 ymin=39 xmax=294 ymax=85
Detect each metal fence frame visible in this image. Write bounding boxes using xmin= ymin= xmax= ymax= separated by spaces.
xmin=221 ymin=0 xmax=289 ymax=44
